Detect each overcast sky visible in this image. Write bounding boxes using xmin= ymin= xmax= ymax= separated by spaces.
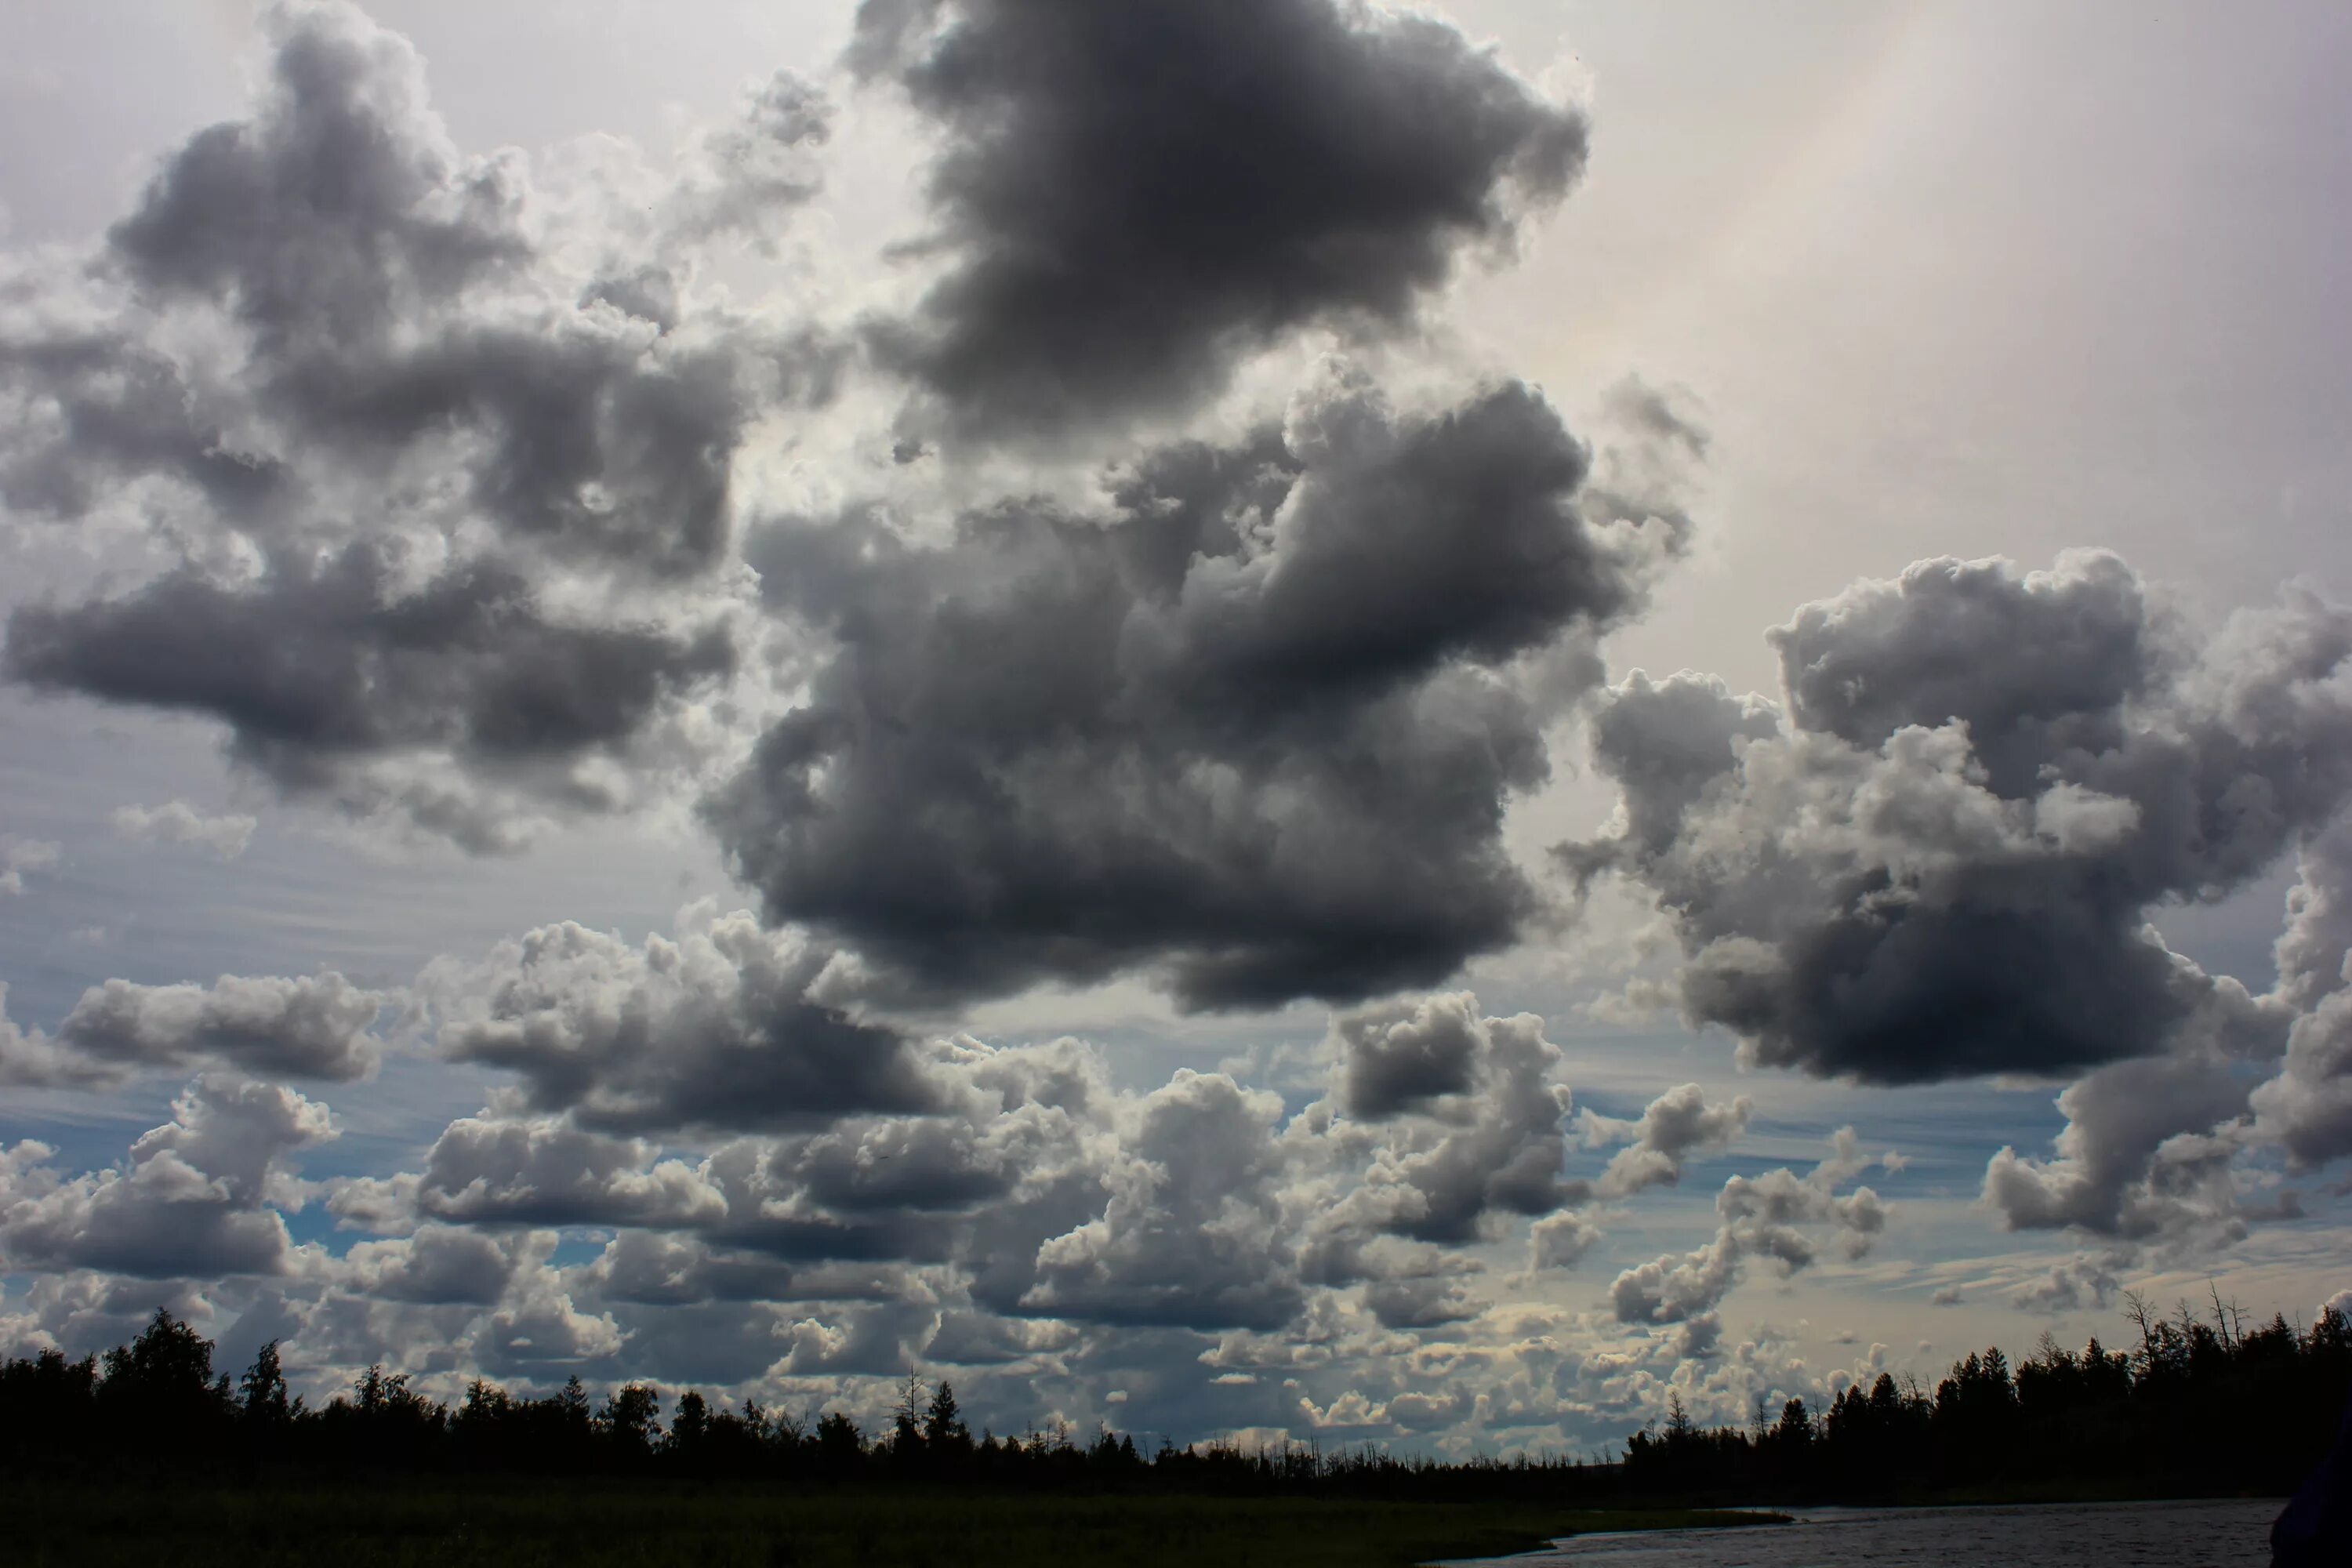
xmin=2 ymin=0 xmax=2348 ymax=1456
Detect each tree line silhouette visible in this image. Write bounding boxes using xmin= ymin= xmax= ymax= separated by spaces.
xmin=1624 ymin=1290 xmax=2352 ymax=1501
xmin=2 ymin=1290 xmax=2344 ymax=1503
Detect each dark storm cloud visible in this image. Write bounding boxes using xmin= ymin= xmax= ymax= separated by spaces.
xmin=6 ymin=541 xmax=732 ymax=835
xmin=0 ymin=323 xmax=285 ymax=523
xmin=850 ymin=0 xmax=1585 ymax=438
xmin=718 ymin=372 xmax=1686 ymax=1010
xmin=104 ymin=3 xmax=523 ymax=349
xmin=0 ymin=3 xmax=843 ymax=843
xmin=1568 ymin=552 xmax=2350 ymax=1083
xmin=67 ymin=1 xmax=833 ymax=578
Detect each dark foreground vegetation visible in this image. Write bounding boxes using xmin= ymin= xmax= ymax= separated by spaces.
xmin=0 ymin=1310 xmax=1788 ymax=1563
xmin=0 ymin=1485 xmax=1791 ymax=1568
xmin=1 ymin=1293 xmax=2341 ymax=1561
xmin=1624 ymin=1291 xmax=2352 ymax=1504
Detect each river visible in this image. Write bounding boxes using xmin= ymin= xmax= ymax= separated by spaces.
xmin=1446 ymin=1497 xmax=2282 ymax=1566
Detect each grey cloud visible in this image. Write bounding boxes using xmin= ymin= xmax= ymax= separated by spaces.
xmin=1987 ymin=815 xmax=2352 ymax=1248
xmin=319 ymin=982 xmax=1583 ymax=1339
xmin=581 ymin=1231 xmax=801 ymax=1306
xmin=1569 ymin=552 xmax=2347 ymax=1083
xmin=0 ymin=2 xmax=844 ymax=848
xmin=0 ymin=971 xmax=386 ymax=1090
xmin=2007 ymin=1254 xmax=2124 ymax=1314
xmin=433 ymin=911 xmax=937 ymax=1135
xmin=84 ymin=3 xmax=815 ymax=576
xmin=1771 ymin=550 xmax=2160 ymax=798
xmin=0 ymin=314 xmax=283 ymax=524
xmin=8 ymin=541 xmax=733 ymax=843
xmin=851 ymin=0 xmax=1584 ymax=440
xmin=107 ymin=2 xmax=521 ymax=351
xmin=0 ymin=835 xmax=60 ymax=897
xmin=0 ymin=1074 xmax=333 ymax=1279
xmin=658 ymin=71 xmax=833 ymax=251
xmin=111 ymin=800 xmax=257 ymax=858
xmin=476 ymin=1287 xmax=623 ymax=1374
xmin=1360 ymin=1272 xmax=1480 ymax=1331
xmin=721 ymin=372 xmax=1680 ymax=1011
xmin=1526 ymin=1210 xmax=1602 ymax=1270
xmin=1334 ymin=992 xmax=1490 ymax=1120
xmin=1020 ymin=1070 xmax=1302 ymax=1331
xmin=343 ymin=1225 xmax=524 ymax=1306
xmin=2252 ymin=825 xmax=2352 ymax=1166
xmin=1335 ymin=1007 xmax=1578 ymax=1247
xmin=1610 ymin=1131 xmax=1889 ymax=1325
xmin=1609 ymin=1235 xmax=1737 ymax=1327
xmin=1984 ymin=1051 xmax=2253 ymax=1243
xmin=923 ymin=1307 xmax=1077 ymax=1367
xmin=332 ymin=1114 xmax=724 ymax=1232
xmin=1581 ymin=1083 xmax=1753 ymax=1200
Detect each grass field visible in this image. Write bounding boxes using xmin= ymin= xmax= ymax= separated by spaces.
xmin=0 ymin=1481 xmax=1787 ymax=1566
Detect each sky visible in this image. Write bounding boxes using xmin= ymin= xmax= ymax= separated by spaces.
xmin=1 ymin=0 xmax=2349 ymax=1457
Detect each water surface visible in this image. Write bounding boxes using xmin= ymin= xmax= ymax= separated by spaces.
xmin=1453 ymin=1498 xmax=2279 ymax=1566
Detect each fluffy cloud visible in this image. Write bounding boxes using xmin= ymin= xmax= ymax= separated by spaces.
xmin=1610 ymin=1131 xmax=1893 ymax=1327
xmin=0 ymin=2 xmax=834 ymax=846
xmin=1309 ymin=998 xmax=1579 ymax=1249
xmin=1983 ymin=1051 xmax=2253 ymax=1247
xmin=2252 ymin=824 xmax=2352 ymax=1166
xmin=320 ymin=980 xmax=1590 ymax=1343
xmin=9 ymin=543 xmax=737 ymax=851
xmin=849 ymin=0 xmax=1584 ymax=440
xmin=1987 ymin=817 xmax=2352 ymax=1253
xmin=1580 ymin=1081 xmax=1753 ymax=1200
xmin=110 ymin=801 xmax=258 ymax=858
xmin=331 ymin=1113 xmax=725 ymax=1232
xmin=341 ymin=1224 xmax=528 ymax=1306
xmin=0 ymin=1075 xmax=332 ymax=1279
xmin=430 ymin=909 xmax=937 ymax=1135
xmin=1569 ymin=552 xmax=2347 ymax=1083
xmin=718 ymin=372 xmax=1692 ymax=1011
xmin=1022 ymin=1069 xmax=1301 ymax=1330
xmin=0 ymin=834 xmax=59 ymax=896
xmin=0 ymin=971 xmax=387 ymax=1089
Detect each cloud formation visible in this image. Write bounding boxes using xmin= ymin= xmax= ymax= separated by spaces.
xmin=2252 ymin=823 xmax=2352 ymax=1167
xmin=1569 ymin=553 xmax=2347 ymax=1083
xmin=850 ymin=0 xmax=1585 ymax=439
xmin=331 ymin=981 xmax=1588 ymax=1345
xmin=1609 ymin=1130 xmax=1893 ymax=1327
xmin=1 ymin=2 xmax=834 ymax=845
xmin=0 ymin=835 xmax=59 ymax=896
xmin=720 ymin=371 xmax=1691 ymax=1009
xmin=110 ymin=801 xmax=258 ymax=859
xmin=430 ymin=909 xmax=937 ymax=1134
xmin=0 ymin=1075 xmax=332 ymax=1279
xmin=0 ymin=972 xmax=387 ymax=1089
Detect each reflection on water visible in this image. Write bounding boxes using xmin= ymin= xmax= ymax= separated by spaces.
xmin=1450 ymin=1498 xmax=2280 ymax=1566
